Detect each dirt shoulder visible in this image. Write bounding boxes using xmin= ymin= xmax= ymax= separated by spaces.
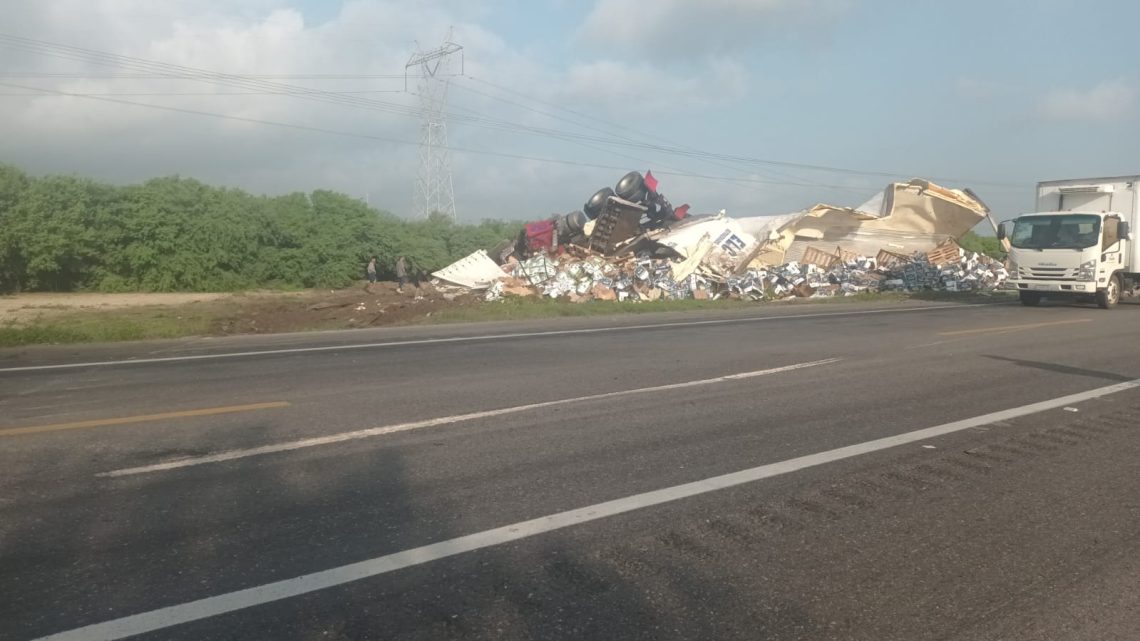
xmin=0 ymin=292 xmax=240 ymax=324
xmin=0 ymin=282 xmax=482 ymax=346
xmin=0 ymin=284 xmax=1014 ymax=348
xmin=208 ymin=283 xmax=482 ymax=335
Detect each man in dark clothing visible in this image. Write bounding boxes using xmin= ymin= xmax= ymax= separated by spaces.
xmin=395 ymin=256 xmax=408 ymax=293
xmin=366 ymin=256 xmax=378 ymax=290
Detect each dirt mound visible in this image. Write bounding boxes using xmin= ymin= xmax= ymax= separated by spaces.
xmin=210 ymin=283 xmax=480 ymax=334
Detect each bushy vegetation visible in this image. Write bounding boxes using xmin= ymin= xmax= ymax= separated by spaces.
xmin=958 ymin=230 xmax=1004 ymax=260
xmin=0 ymin=164 xmax=522 ymax=292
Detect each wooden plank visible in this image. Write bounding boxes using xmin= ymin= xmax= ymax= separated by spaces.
xmin=801 ymin=246 xmax=840 ymax=269
xmin=876 ymin=249 xmax=911 ymax=269
xmin=926 ymin=239 xmax=964 ymax=266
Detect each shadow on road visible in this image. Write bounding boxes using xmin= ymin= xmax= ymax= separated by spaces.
xmin=2 ymin=423 xmax=763 ymax=641
xmin=984 ymin=355 xmax=1135 ymax=383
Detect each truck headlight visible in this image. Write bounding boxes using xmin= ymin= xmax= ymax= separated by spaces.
xmin=1078 ymin=259 xmax=1096 ymax=281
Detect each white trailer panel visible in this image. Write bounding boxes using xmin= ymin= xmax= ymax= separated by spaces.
xmin=1036 ymin=176 xmax=1140 ymax=270
xmin=1036 ymin=175 xmax=1139 ymax=215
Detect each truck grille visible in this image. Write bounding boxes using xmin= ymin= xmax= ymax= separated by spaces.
xmin=1020 ymin=267 xmax=1079 ymax=280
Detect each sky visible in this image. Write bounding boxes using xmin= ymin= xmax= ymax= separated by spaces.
xmin=1 ymin=0 xmax=1139 ymax=226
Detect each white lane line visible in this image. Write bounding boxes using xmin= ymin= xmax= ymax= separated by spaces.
xmin=43 ymin=377 xmax=1140 ymax=641
xmin=98 ymin=359 xmax=840 ymax=477
xmin=0 ymin=304 xmax=982 ymax=373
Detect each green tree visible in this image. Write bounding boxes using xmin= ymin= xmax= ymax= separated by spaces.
xmin=0 ymin=164 xmax=32 ymax=291
xmin=958 ymin=231 xmax=1004 ymax=260
xmin=0 ymin=164 xmax=526 ymax=292
xmin=2 ymin=174 xmax=113 ymax=291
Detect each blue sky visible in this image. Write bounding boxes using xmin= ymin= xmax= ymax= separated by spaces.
xmin=3 ymin=0 xmax=1138 ymax=225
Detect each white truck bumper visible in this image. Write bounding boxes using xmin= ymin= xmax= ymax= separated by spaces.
xmin=1010 ymin=280 xmax=1098 ymax=293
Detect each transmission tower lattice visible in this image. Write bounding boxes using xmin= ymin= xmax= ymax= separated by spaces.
xmin=406 ymin=31 xmax=463 ymax=220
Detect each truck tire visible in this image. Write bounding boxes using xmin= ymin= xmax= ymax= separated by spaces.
xmin=584 ymin=187 xmax=614 ymax=219
xmin=615 ymin=171 xmax=647 ymax=203
xmin=1019 ymin=291 xmax=1042 ymax=306
xmin=564 ymin=210 xmax=589 ymax=234
xmin=1097 ymin=275 xmax=1121 ymax=309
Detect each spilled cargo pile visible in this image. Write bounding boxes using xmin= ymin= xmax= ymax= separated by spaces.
xmin=477 ymin=241 xmax=1007 ymax=303
xmin=434 ymin=174 xmax=1008 ymax=304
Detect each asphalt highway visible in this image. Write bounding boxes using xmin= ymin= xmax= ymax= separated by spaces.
xmin=2 ymin=299 xmax=1140 ymax=640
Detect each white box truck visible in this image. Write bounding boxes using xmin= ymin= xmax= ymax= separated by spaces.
xmin=999 ymin=175 xmax=1139 ymax=308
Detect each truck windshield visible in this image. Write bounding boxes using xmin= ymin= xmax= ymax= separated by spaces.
xmin=1010 ymin=214 xmax=1101 ymax=250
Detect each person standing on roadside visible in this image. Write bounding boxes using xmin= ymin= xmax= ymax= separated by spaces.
xmin=395 ymin=255 xmax=408 ymax=293
xmin=366 ymin=255 xmax=378 ymax=290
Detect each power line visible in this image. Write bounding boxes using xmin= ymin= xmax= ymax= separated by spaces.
xmin=0 ymin=32 xmax=1032 ymax=192
xmin=460 ymin=77 xmax=1029 ymax=191
xmin=0 ymin=34 xmax=794 ymax=177
xmin=0 ymin=34 xmax=432 ymax=118
xmin=0 ymin=81 xmax=875 ymax=194
xmin=0 ymin=72 xmax=421 ymax=79
xmin=1 ymin=34 xmax=709 ymax=155
xmin=0 ymin=89 xmax=407 ymax=96
xmin=456 ymin=77 xmax=824 ymax=188
xmin=444 ymin=85 xmax=782 ymax=196
xmin=450 ymin=79 xmax=826 ymax=191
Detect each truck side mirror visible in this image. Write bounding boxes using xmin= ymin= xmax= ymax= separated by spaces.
xmin=996 ymin=222 xmax=1008 ymax=241
xmin=1120 ymin=221 xmax=1131 ymax=241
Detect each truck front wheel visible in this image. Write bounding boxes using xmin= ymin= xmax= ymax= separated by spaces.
xmin=1019 ymin=291 xmax=1042 ymax=306
xmin=1097 ymin=275 xmax=1121 ymax=309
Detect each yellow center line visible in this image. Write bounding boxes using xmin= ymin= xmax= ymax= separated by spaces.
xmin=938 ymin=318 xmax=1093 ymax=337
xmin=0 ymin=401 xmax=291 ymax=437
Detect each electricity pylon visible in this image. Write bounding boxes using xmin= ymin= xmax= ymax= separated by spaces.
xmin=406 ymin=30 xmax=462 ymax=220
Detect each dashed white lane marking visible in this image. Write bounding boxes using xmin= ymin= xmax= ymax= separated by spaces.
xmin=1 ymin=304 xmax=983 ymax=373
xmin=42 ymin=376 xmax=1140 ymax=641
xmin=99 ymin=359 xmax=840 ymax=477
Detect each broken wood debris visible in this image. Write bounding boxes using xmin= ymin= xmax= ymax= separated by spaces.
xmin=436 ymin=177 xmax=1008 ymax=304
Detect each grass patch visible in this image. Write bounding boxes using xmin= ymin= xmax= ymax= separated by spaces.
xmin=423 ymin=296 xmax=757 ymax=324
xmin=0 ymin=307 xmax=214 ymax=347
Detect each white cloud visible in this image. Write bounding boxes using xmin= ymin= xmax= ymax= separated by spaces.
xmin=954 ymin=76 xmax=1005 ymax=102
xmin=556 ymin=58 xmax=749 ymax=115
xmin=577 ymin=0 xmax=846 ymax=57
xmin=0 ymin=1 xmax=772 ymax=220
xmin=0 ymin=2 xmax=524 ymax=216
xmin=1039 ymin=79 xmax=1137 ymax=122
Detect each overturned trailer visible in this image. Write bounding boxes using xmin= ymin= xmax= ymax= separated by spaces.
xmin=434 ymin=178 xmax=1007 ymax=302
xmin=734 ymin=179 xmax=996 ymax=267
